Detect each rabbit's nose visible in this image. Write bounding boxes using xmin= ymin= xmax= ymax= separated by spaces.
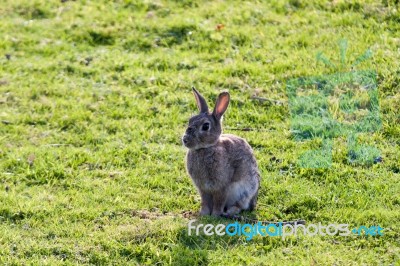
xmin=182 ymin=135 xmax=190 ymax=145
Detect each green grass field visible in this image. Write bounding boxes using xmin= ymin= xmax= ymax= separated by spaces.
xmin=1 ymin=0 xmax=399 ymax=265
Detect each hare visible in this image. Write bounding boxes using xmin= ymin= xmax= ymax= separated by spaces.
xmin=182 ymin=88 xmax=260 ymax=217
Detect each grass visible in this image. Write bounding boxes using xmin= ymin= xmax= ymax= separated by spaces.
xmin=0 ymin=0 xmax=399 ymax=265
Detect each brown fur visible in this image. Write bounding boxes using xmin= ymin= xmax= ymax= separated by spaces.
xmin=182 ymin=88 xmax=260 ymax=216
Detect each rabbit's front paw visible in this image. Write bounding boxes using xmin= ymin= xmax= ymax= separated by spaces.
xmin=211 ymin=210 xmax=223 ymax=216
xmin=199 ymin=207 xmax=211 ymax=216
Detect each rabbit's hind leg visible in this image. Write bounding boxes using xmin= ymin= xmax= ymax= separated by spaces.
xmin=223 ymin=183 xmax=255 ymax=215
xmin=224 ymin=195 xmax=253 ymax=215
xmin=248 ymin=193 xmax=258 ymax=211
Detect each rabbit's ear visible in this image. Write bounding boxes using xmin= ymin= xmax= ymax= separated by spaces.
xmin=213 ymin=92 xmax=230 ymax=120
xmin=192 ymin=87 xmax=209 ymax=113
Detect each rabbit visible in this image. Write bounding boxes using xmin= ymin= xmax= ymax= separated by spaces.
xmin=182 ymin=87 xmax=260 ymax=217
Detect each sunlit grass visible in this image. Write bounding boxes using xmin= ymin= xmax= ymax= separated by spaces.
xmin=0 ymin=0 xmax=399 ymax=264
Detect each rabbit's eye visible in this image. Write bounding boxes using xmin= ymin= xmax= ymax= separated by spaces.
xmin=202 ymin=123 xmax=210 ymax=131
